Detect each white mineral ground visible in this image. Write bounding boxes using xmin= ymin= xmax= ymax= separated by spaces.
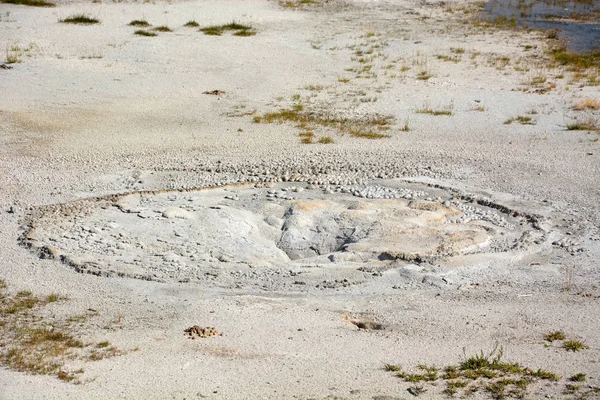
xmin=0 ymin=0 xmax=599 ymax=399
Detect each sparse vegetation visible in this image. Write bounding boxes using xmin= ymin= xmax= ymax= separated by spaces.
xmin=183 ymin=20 xmax=199 ymax=28
xmin=253 ymin=103 xmax=393 ymax=140
xmin=0 ymin=280 xmax=125 ymax=384
xmin=563 ymin=340 xmax=589 ymax=352
xmin=416 ymin=70 xmax=432 ymax=80
xmin=416 ymin=102 xmax=453 ymax=116
xmin=573 ymin=98 xmax=600 ymax=111
xmin=544 ymin=330 xmax=566 ymax=342
xmin=152 ymin=25 xmax=172 ymax=32
xmin=129 ymin=19 xmax=150 ymax=27
xmin=566 ymin=119 xmax=599 ymax=132
xmin=504 ymin=115 xmax=535 ymax=125
xmin=280 ymin=0 xmax=320 ymax=8
xmin=199 ymin=22 xmax=255 ymax=36
xmin=570 ymin=373 xmax=586 ymax=382
xmin=5 ymin=44 xmax=21 ymax=64
xmin=384 ymin=363 xmax=401 ymax=372
xmin=134 ymin=30 xmax=157 ymax=37
xmin=60 ymin=14 xmax=100 ymax=25
xmin=386 ymin=345 xmax=571 ymax=399
xmin=549 ymin=47 xmax=600 ymax=72
xmin=1 ymin=0 xmax=54 ymax=6
xmin=318 ymin=136 xmax=334 ymax=144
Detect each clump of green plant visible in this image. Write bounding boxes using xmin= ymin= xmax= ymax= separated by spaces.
xmin=563 ymin=340 xmax=589 ymax=352
xmin=384 ymin=363 xmax=401 ymax=372
xmin=566 ymin=119 xmax=599 ymax=132
xmin=5 ymin=44 xmax=22 ymax=64
xmin=318 ymin=136 xmax=334 ymax=144
xmin=544 ymin=330 xmax=566 ymax=342
xmin=504 ymin=115 xmax=535 ymax=125
xmin=253 ymin=103 xmax=393 ymax=140
xmin=416 ymin=70 xmax=432 ymax=80
xmin=549 ymin=47 xmax=600 ymax=72
xmin=134 ymin=30 xmax=157 ymax=37
xmin=280 ymin=0 xmax=320 ymax=8
xmin=199 ymin=21 xmax=255 ymax=36
xmin=299 ymin=131 xmax=314 ymax=144
xmin=416 ymin=102 xmax=453 ymax=116
xmin=0 ymin=280 xmax=124 ymax=384
xmin=129 ymin=19 xmax=150 ymax=27
xmin=1 ymin=0 xmax=54 ymax=6
xmin=570 ymin=373 xmax=586 ymax=382
xmin=183 ymin=20 xmax=199 ymax=28
xmin=152 ymin=25 xmax=172 ymax=32
xmin=60 ymin=14 xmax=100 ymax=25
xmin=386 ymin=345 xmax=569 ymax=399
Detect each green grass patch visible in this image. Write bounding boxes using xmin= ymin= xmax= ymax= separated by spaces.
xmin=544 ymin=330 xmax=566 ymax=342
xmin=504 ymin=115 xmax=535 ymax=125
xmin=549 ymin=47 xmax=600 ymax=71
xmin=570 ymin=373 xmax=586 ymax=382
xmin=254 ymin=105 xmax=392 ymax=140
xmin=134 ymin=30 xmax=157 ymax=37
xmin=60 ymin=14 xmax=99 ymax=25
xmin=563 ymin=340 xmax=589 ymax=352
xmin=1 ymin=0 xmax=54 ymax=6
xmin=183 ymin=20 xmax=199 ymax=28
xmin=566 ymin=119 xmax=599 ymax=132
xmin=152 ymin=25 xmax=172 ymax=32
xmin=386 ymin=345 xmax=572 ymax=398
xmin=0 ymin=281 xmax=124 ymax=384
xmin=199 ymin=21 xmax=255 ymax=36
xmin=129 ymin=19 xmax=150 ymax=27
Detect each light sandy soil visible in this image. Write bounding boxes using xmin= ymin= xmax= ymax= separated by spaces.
xmin=0 ymin=0 xmax=599 ymax=399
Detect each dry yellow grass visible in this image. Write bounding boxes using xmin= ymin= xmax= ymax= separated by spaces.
xmin=573 ymin=98 xmax=600 ymax=111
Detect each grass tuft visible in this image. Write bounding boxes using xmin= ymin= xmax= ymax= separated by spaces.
xmin=566 ymin=119 xmax=599 ymax=132
xmin=573 ymin=98 xmax=600 ymax=111
xmin=60 ymin=14 xmax=100 ymax=25
xmin=134 ymin=30 xmax=157 ymax=37
xmin=0 ymin=281 xmax=124 ymax=384
xmin=544 ymin=330 xmax=566 ymax=342
xmin=1 ymin=0 xmax=54 ymax=6
xmin=129 ymin=19 xmax=150 ymax=27
xmin=254 ymin=105 xmax=393 ymax=140
xmin=318 ymin=136 xmax=334 ymax=144
xmin=152 ymin=25 xmax=172 ymax=32
xmin=384 ymin=363 xmax=401 ymax=372
xmin=563 ymin=340 xmax=589 ymax=352
xmin=199 ymin=21 xmax=255 ymax=36
xmin=183 ymin=20 xmax=199 ymax=28
xmin=569 ymin=373 xmax=586 ymax=382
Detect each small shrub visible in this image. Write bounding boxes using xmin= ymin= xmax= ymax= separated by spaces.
xmin=183 ymin=20 xmax=199 ymax=28
xmin=573 ymin=98 xmax=600 ymax=111
xmin=544 ymin=330 xmax=566 ymax=342
xmin=233 ymin=29 xmax=256 ymax=37
xmin=199 ymin=21 xmax=254 ymax=36
xmin=566 ymin=119 xmax=598 ymax=131
xmin=563 ymin=340 xmax=589 ymax=352
xmin=129 ymin=19 xmax=150 ymax=27
xmin=384 ymin=363 xmax=401 ymax=372
xmin=152 ymin=25 xmax=172 ymax=32
xmin=570 ymin=373 xmax=586 ymax=382
xmin=416 ymin=71 xmax=432 ymax=80
xmin=199 ymin=25 xmax=223 ymax=35
xmin=60 ymin=14 xmax=100 ymax=25
xmin=134 ymin=30 xmax=157 ymax=37
xmin=1 ymin=0 xmax=54 ymax=6
xmin=318 ymin=136 xmax=334 ymax=144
